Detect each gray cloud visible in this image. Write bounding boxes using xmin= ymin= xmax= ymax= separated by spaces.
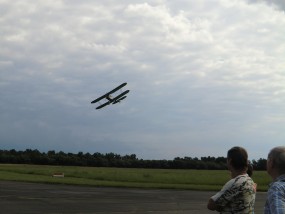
xmin=1 ymin=0 xmax=285 ymax=160
xmin=247 ymin=0 xmax=285 ymax=11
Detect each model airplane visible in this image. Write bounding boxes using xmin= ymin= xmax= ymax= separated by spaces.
xmin=91 ymin=83 xmax=130 ymax=109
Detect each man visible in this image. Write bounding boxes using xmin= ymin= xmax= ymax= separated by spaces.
xmin=264 ymin=146 xmax=285 ymax=214
xmin=207 ymin=147 xmax=256 ymax=213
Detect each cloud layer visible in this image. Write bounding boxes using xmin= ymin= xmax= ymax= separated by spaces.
xmin=1 ymin=0 xmax=285 ymax=159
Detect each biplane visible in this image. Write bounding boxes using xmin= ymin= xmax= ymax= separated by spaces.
xmin=91 ymin=83 xmax=130 ymax=109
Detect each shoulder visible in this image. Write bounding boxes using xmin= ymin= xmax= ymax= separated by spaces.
xmin=233 ymin=174 xmax=256 ymax=192
xmin=267 ymin=180 xmax=285 ymax=203
xmin=269 ymin=180 xmax=285 ymax=192
xmin=223 ymin=178 xmax=235 ymax=189
xmin=235 ymin=174 xmax=251 ymax=180
xmin=234 ymin=174 xmax=254 ymax=184
xmin=266 ymin=181 xmax=285 ymax=213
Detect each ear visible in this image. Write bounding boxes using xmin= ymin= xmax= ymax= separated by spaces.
xmin=227 ymin=158 xmax=233 ymax=169
xmin=227 ymin=158 xmax=232 ymax=165
xmin=267 ymin=158 xmax=274 ymax=169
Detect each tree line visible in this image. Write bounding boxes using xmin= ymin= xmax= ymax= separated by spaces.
xmin=0 ymin=149 xmax=267 ymax=170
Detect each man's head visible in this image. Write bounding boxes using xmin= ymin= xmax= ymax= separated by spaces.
xmin=227 ymin=146 xmax=248 ymax=171
xmin=267 ymin=146 xmax=285 ymax=179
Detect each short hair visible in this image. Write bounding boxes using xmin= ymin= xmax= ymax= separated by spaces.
xmin=268 ymin=146 xmax=285 ymax=174
xmin=227 ymin=146 xmax=248 ymax=170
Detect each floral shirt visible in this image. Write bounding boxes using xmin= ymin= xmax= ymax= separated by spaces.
xmin=264 ymin=174 xmax=285 ymax=214
xmin=211 ymin=174 xmax=256 ymax=213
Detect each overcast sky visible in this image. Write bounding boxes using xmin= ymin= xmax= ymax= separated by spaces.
xmin=1 ymin=0 xmax=285 ymax=160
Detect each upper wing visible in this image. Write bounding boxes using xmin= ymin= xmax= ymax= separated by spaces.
xmin=91 ymin=83 xmax=127 ymax=104
xmin=108 ymin=82 xmax=127 ymax=95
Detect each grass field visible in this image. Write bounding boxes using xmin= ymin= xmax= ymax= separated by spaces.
xmin=0 ymin=164 xmax=271 ymax=191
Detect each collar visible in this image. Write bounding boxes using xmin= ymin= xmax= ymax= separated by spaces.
xmin=268 ymin=174 xmax=285 ymax=187
xmin=276 ymin=174 xmax=285 ymax=182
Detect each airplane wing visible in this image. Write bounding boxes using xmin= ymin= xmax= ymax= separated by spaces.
xmin=112 ymin=96 xmax=127 ymax=104
xmin=96 ymin=101 xmax=111 ymax=109
xmin=91 ymin=82 xmax=127 ymax=104
xmin=111 ymin=90 xmax=130 ymax=104
xmin=91 ymin=93 xmax=108 ymax=104
xmin=108 ymin=82 xmax=127 ymax=95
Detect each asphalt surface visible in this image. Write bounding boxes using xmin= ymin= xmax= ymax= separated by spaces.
xmin=0 ymin=181 xmax=267 ymax=214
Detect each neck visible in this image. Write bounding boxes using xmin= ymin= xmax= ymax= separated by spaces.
xmin=272 ymin=173 xmax=281 ymax=181
xmin=231 ymin=169 xmax=247 ymax=178
xmin=269 ymin=168 xmax=281 ymax=181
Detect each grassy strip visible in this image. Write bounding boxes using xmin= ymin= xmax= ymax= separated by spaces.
xmin=0 ymin=164 xmax=271 ymax=191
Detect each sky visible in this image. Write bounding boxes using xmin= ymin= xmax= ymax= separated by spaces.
xmin=1 ymin=0 xmax=285 ymax=160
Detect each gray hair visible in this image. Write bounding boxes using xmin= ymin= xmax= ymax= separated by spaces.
xmin=268 ymin=146 xmax=285 ymax=175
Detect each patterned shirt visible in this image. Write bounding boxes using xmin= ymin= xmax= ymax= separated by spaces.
xmin=211 ymin=174 xmax=256 ymax=214
xmin=264 ymin=174 xmax=285 ymax=214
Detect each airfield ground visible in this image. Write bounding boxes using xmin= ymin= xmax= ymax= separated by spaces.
xmin=0 ymin=181 xmax=266 ymax=214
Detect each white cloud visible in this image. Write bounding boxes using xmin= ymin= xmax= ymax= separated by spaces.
xmin=0 ymin=0 xmax=285 ymax=160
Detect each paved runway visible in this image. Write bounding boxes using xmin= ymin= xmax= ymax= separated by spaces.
xmin=0 ymin=181 xmax=267 ymax=214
